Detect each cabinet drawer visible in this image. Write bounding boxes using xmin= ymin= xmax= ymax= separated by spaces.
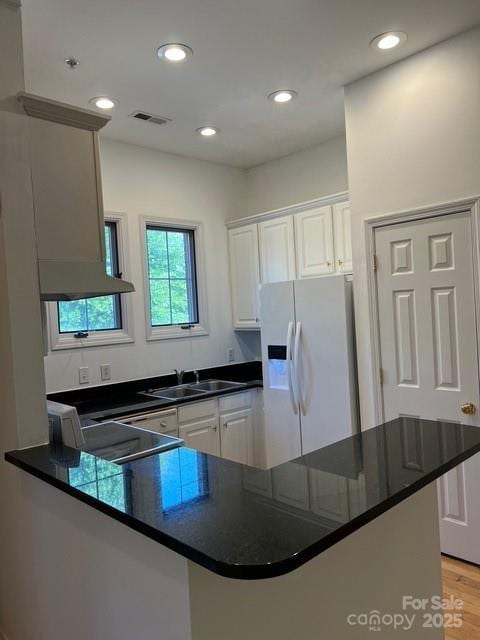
xmin=119 ymin=408 xmax=178 ymax=435
xmin=178 ymin=399 xmax=217 ymax=425
xmin=218 ymin=391 xmax=251 ymax=414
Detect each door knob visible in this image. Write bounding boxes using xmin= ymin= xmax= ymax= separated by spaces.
xmin=461 ymin=402 xmax=476 ymax=415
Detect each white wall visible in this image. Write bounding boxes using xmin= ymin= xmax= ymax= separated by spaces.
xmin=43 ymin=138 xmax=260 ymax=392
xmin=344 ymin=26 xmax=480 ymax=428
xmin=240 ymin=135 xmax=348 ymax=217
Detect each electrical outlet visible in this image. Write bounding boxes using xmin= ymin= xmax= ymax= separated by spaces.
xmin=79 ymin=366 xmax=89 ymax=384
xmin=227 ymin=347 xmax=235 ymax=362
xmin=100 ymin=364 xmax=112 ymax=381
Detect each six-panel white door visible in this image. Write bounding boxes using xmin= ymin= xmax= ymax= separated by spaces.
xmin=333 ymin=200 xmax=353 ymax=273
xmin=258 ymin=215 xmax=296 ymax=283
xmin=228 ymin=224 xmax=261 ymax=329
xmin=375 ymin=212 xmax=480 ymax=564
xmin=294 ymin=206 xmax=335 ymax=277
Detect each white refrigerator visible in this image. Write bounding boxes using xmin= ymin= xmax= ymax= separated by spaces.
xmin=260 ymin=274 xmax=359 ymax=468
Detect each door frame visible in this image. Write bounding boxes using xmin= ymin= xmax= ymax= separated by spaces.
xmin=364 ymin=196 xmax=480 ymax=425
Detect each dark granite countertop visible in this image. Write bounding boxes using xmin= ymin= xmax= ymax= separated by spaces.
xmin=6 ymin=417 xmax=480 ymax=579
xmin=47 ymin=361 xmax=263 ymax=421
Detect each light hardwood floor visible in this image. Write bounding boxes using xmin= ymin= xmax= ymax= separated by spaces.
xmin=442 ymin=555 xmax=480 ymax=638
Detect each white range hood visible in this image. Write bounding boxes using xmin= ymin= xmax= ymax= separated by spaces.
xmin=39 ymin=261 xmax=134 ymax=301
xmin=17 ymin=92 xmax=135 ymax=302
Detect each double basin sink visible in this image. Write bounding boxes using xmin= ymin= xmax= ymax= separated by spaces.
xmin=140 ymin=379 xmax=246 ymax=401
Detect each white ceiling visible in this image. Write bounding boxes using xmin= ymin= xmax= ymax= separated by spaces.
xmin=21 ymin=0 xmax=480 ymax=168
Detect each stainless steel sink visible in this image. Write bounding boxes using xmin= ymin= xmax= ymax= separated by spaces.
xmin=186 ymin=379 xmax=246 ymax=392
xmin=142 ymin=386 xmax=207 ymax=400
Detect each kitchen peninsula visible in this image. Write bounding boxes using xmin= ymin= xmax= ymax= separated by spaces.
xmin=7 ymin=416 xmax=480 ymax=639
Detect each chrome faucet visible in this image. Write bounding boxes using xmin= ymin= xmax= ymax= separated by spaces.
xmin=193 ymin=370 xmax=200 ymax=384
xmin=174 ymin=369 xmax=185 ymax=385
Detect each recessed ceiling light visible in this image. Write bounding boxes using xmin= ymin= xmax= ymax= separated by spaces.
xmin=157 ymin=43 xmax=193 ymax=62
xmin=89 ymin=96 xmax=118 ymax=110
xmin=268 ymin=90 xmax=297 ymax=104
xmin=196 ymin=126 xmax=218 ymax=137
xmin=370 ymin=31 xmax=407 ymax=50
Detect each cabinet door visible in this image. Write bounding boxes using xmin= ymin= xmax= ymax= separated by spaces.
xmin=179 ymin=418 xmax=220 ymax=456
xmin=220 ymin=409 xmax=252 ymax=465
xmin=259 ymin=216 xmax=296 ymax=283
xmin=228 ymin=225 xmax=260 ymax=329
xmin=333 ymin=200 xmax=353 ymax=273
xmin=294 ymin=206 xmax=334 ymax=278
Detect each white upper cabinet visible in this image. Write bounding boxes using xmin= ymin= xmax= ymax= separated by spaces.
xmin=333 ymin=200 xmax=353 ymax=273
xmin=259 ymin=215 xmax=296 ymax=283
xmin=228 ymin=224 xmax=260 ymax=329
xmin=226 ymin=196 xmax=352 ymax=329
xmin=295 ymin=205 xmax=335 ymax=278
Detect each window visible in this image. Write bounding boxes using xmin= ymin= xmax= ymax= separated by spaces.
xmin=57 ymin=222 xmax=122 ymax=334
xmin=146 ymin=225 xmax=198 ymax=327
xmin=48 ymin=213 xmax=134 ymax=350
xmin=142 ymin=218 xmax=208 ymax=340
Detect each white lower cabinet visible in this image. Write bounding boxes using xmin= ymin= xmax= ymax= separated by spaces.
xmin=220 ymin=410 xmax=252 ymax=464
xmin=178 ymin=400 xmax=220 ymax=456
xmin=179 ymin=418 xmax=221 ymax=456
xmin=177 ymin=392 xmax=254 ymax=463
xmin=120 ymin=391 xmax=255 ymax=464
xmin=218 ymin=391 xmax=253 ymax=465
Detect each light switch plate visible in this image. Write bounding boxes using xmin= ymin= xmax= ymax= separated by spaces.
xmin=79 ymin=366 xmax=89 ymax=384
xmin=227 ymin=347 xmax=235 ymax=362
xmin=100 ymin=364 xmax=111 ymax=381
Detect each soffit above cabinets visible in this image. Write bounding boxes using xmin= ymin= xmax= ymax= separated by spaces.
xmin=21 ymin=0 xmax=480 ymax=168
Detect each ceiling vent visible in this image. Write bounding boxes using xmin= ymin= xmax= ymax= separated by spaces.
xmin=130 ymin=111 xmax=171 ymax=126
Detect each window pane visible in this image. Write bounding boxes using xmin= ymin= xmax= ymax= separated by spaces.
xmin=58 ymin=299 xmax=88 ymax=333
xmin=150 ymin=279 xmax=171 ymax=326
xmin=146 ymin=225 xmax=199 ymax=328
xmin=170 ymin=279 xmax=189 ymax=324
xmin=86 ymin=296 xmax=116 ymax=330
xmin=167 ymin=232 xmax=187 ymax=278
xmin=146 ymin=229 xmax=169 ymax=278
xmin=105 ymin=225 xmax=114 ymax=276
xmin=57 ymin=222 xmax=123 ymax=334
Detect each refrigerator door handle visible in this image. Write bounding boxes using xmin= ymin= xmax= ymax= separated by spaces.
xmin=294 ymin=321 xmax=307 ymax=416
xmin=286 ymin=321 xmax=298 ymax=415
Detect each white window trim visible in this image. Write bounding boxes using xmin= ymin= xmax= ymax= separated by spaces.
xmin=140 ymin=215 xmax=209 ymax=341
xmin=47 ymin=212 xmax=135 ymax=351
